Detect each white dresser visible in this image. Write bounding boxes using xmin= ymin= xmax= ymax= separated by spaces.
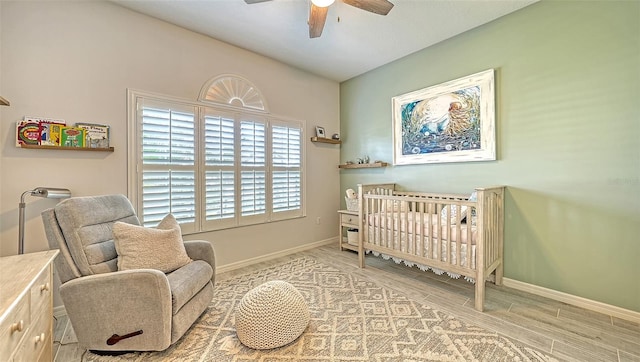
xmin=0 ymin=250 xmax=59 ymax=361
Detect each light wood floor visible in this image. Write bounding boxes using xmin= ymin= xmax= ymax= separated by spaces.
xmin=54 ymin=244 xmax=640 ymax=362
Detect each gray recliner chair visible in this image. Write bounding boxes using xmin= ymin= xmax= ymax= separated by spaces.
xmin=41 ymin=194 xmax=215 ymax=352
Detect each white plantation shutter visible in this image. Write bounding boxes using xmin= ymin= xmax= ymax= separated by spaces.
xmin=272 ymin=123 xmax=302 ymax=220
xmin=204 ymin=113 xmax=236 ymax=228
xmin=240 ymin=119 xmax=267 ymax=223
xmin=129 ymin=89 xmax=305 ymax=234
xmin=140 ymin=105 xmax=196 ymax=229
xmin=205 ymin=171 xmax=235 ymax=218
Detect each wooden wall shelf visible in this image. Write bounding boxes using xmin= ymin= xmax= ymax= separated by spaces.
xmin=20 ymin=144 xmax=114 ymax=152
xmin=338 ymin=162 xmax=388 ymax=169
xmin=310 ymin=137 xmax=341 ymax=145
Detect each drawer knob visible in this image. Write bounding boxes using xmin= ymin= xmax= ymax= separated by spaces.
xmin=11 ymin=320 xmax=24 ymax=333
xmin=40 ymin=282 xmax=50 ymax=292
xmin=35 ymin=333 xmax=46 ymax=344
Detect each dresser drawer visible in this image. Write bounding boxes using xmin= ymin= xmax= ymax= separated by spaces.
xmin=13 ymin=306 xmax=51 ymax=362
xmin=0 ymin=293 xmax=30 ymax=361
xmin=30 ymin=266 xmax=52 ymax=320
xmin=340 ymin=213 xmax=359 ymax=226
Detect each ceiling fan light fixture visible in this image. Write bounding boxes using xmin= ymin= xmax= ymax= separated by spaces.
xmin=311 ymin=0 xmax=335 ymax=7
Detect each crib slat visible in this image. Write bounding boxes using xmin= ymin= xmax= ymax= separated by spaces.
xmin=456 ymin=206 xmax=462 ymax=267
xmin=383 ymin=199 xmax=396 ymax=249
xmin=378 ymin=197 xmax=383 ymax=247
xmin=443 ymin=203 xmax=448 ymax=261
xmin=376 ymin=197 xmax=382 ymax=247
xmin=410 ymin=201 xmax=416 ymax=256
xmin=421 ymin=201 xmax=426 ymax=257
xmin=466 ymin=205 xmax=473 ymax=269
xmin=425 ymin=202 xmax=431 ymax=260
xmin=402 ymin=202 xmax=408 ymax=255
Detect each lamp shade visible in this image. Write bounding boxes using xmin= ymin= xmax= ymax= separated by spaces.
xmin=311 ymin=0 xmax=335 ymax=7
xmin=32 ymin=187 xmax=72 ymax=199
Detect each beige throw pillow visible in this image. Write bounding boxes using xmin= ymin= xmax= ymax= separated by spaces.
xmin=113 ymin=214 xmax=192 ymax=273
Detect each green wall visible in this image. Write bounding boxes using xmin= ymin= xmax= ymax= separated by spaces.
xmin=340 ymin=0 xmax=639 ymax=312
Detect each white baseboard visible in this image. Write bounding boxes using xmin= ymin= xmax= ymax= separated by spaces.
xmin=503 ymin=278 xmax=640 ymax=324
xmin=216 ymin=237 xmax=337 ymax=274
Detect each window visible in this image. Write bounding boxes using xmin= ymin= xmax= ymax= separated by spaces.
xmin=271 ymin=123 xmax=302 ymax=216
xmin=128 ymin=88 xmax=304 ymax=233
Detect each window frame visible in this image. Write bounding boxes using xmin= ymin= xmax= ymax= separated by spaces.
xmin=127 ymin=89 xmax=306 ymax=234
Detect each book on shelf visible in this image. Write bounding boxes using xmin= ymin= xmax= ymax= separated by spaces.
xmin=60 ymin=126 xmax=86 ymax=148
xmin=16 ymin=120 xmax=40 ymax=146
xmin=75 ymin=123 xmax=110 ymax=148
xmin=40 ymin=122 xmax=66 ymax=146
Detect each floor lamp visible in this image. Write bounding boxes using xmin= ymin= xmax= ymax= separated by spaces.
xmin=19 ymin=187 xmax=71 ymax=254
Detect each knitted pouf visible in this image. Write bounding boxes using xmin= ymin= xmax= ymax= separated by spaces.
xmin=235 ymin=280 xmax=310 ymax=350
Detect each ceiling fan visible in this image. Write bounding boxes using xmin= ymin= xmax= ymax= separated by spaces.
xmin=244 ymin=0 xmax=394 ymax=38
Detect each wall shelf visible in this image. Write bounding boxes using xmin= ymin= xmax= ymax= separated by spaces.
xmin=310 ymin=137 xmax=341 ymax=145
xmin=338 ymin=162 xmax=388 ymax=169
xmin=20 ymin=144 xmax=114 ymax=152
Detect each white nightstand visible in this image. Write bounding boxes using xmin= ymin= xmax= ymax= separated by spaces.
xmin=337 ymin=209 xmax=359 ymax=252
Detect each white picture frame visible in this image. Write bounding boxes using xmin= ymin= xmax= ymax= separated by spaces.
xmin=392 ymin=69 xmax=496 ymax=165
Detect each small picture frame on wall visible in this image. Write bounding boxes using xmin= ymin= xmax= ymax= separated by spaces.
xmin=315 ymin=126 xmax=326 ymax=138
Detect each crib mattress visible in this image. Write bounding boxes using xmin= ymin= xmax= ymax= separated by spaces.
xmin=365 ymin=227 xmax=477 ymax=269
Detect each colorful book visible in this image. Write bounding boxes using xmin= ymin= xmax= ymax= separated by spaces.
xmin=75 ymin=123 xmax=110 ymax=148
xmin=60 ymin=127 xmax=86 ymax=148
xmin=39 ymin=122 xmax=67 ymax=146
xmin=16 ymin=120 xmax=40 ymax=146
xmin=47 ymin=123 xmax=66 ymax=146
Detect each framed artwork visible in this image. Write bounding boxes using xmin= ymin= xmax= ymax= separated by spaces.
xmin=315 ymin=126 xmax=326 ymax=138
xmin=392 ymin=69 xmax=496 ymax=165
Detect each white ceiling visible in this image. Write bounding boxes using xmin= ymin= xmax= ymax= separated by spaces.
xmin=112 ymin=0 xmax=537 ymax=82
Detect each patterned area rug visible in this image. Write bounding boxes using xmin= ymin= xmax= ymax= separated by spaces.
xmin=84 ymin=257 xmax=557 ymax=361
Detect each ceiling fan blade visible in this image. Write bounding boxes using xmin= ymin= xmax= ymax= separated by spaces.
xmin=244 ymin=0 xmax=272 ymax=4
xmin=308 ymin=4 xmax=329 ymax=38
xmin=342 ymin=0 xmax=394 ymax=15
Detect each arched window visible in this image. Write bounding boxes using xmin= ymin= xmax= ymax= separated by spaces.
xmin=199 ymin=74 xmax=267 ymax=111
xmin=127 ymin=75 xmax=303 ymax=233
